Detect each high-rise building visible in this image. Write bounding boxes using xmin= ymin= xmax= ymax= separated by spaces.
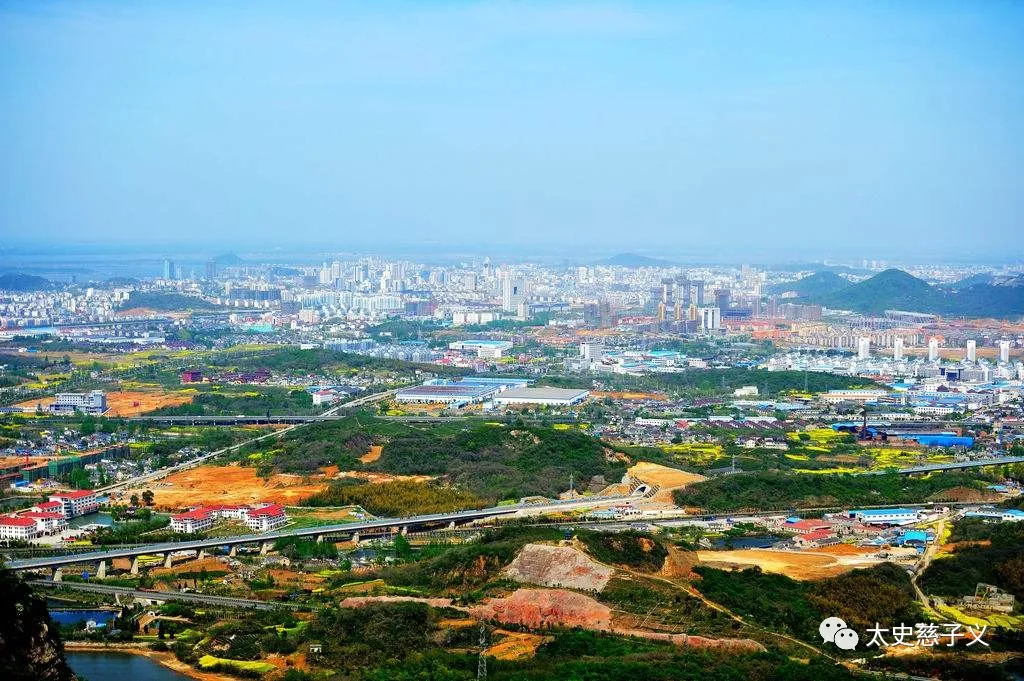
xmin=163 ymin=258 xmax=175 ymax=280
xmin=857 ymin=337 xmax=871 ymax=360
xmin=966 ymin=340 xmax=977 ymax=363
xmin=999 ymin=340 xmax=1011 ymax=364
xmin=714 ymin=289 xmax=731 ymax=310
xmin=928 ymin=338 xmax=939 ymax=362
xmin=694 ymin=281 xmax=706 ymax=306
xmin=502 ymin=276 xmax=527 ymax=313
xmin=698 ymin=307 xmax=721 ymax=331
xmin=893 ymin=337 xmax=904 ymax=361
xmin=204 ymin=260 xmax=216 ymax=281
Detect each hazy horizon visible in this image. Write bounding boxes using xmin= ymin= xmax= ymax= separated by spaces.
xmin=2 ymin=2 xmax=1023 ymax=258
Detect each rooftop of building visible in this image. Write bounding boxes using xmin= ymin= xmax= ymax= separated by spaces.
xmin=495 ymin=386 xmax=590 ymax=400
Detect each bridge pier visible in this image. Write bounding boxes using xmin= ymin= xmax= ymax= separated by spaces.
xmin=198 ymin=549 xmax=208 ymax=560
xmin=315 ymin=534 xmax=324 ymax=543
xmin=400 ymin=526 xmax=408 ymax=536
xmin=350 ymin=531 xmax=359 ymax=544
xmin=260 ymin=541 xmax=272 ymax=556
xmin=229 ymin=545 xmax=238 ymax=557
xmin=447 ymin=521 xmax=456 ymax=530
xmin=52 ymin=568 xmax=62 ymax=582
xmin=130 ymin=557 xmax=141 ymax=575
xmin=96 ymin=561 xmax=106 ymax=579
xmin=163 ymin=553 xmax=174 ymax=569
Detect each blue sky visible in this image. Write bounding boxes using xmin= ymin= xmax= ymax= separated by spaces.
xmin=1 ymin=1 xmax=1022 ymax=259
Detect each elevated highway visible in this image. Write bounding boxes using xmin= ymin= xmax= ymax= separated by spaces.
xmin=858 ymin=455 xmax=1024 ymax=476
xmin=5 ymin=493 xmax=641 ymax=576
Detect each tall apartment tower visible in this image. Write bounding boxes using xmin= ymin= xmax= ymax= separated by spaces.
xmin=893 ymin=337 xmax=904 ymax=361
xmin=966 ymin=340 xmax=977 ymax=363
xmin=928 ymin=338 xmax=939 ymax=362
xmin=999 ymin=340 xmax=1010 ymax=364
xmin=857 ymin=337 xmax=871 ymax=360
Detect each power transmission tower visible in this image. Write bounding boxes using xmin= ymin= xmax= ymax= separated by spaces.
xmin=477 ymin=624 xmax=488 ymax=680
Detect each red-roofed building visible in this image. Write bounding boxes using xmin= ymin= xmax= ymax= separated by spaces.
xmin=244 ymin=503 xmax=287 ymax=532
xmin=792 ymin=528 xmax=839 ymax=548
xmin=170 ymin=508 xmax=214 ymax=534
xmin=0 ymin=515 xmax=39 ymax=540
xmin=168 ymin=502 xmax=288 ymax=534
xmin=18 ymin=511 xmax=68 ymax=535
xmin=49 ymin=490 xmax=99 ymax=518
xmin=783 ymin=519 xmax=832 ymax=535
xmin=31 ymin=500 xmax=64 ymax=515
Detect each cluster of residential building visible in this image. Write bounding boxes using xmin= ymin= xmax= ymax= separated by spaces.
xmin=170 ymin=501 xmax=288 ymax=534
xmin=0 ymin=490 xmax=98 ymax=542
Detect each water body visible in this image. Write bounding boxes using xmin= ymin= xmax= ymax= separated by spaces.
xmin=66 ymin=651 xmax=191 ymax=681
xmin=711 ymin=534 xmax=783 ymax=550
xmin=48 ymin=608 xmax=118 ymax=627
xmin=69 ymin=512 xmax=115 ymax=529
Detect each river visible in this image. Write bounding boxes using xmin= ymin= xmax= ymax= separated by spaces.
xmin=66 ymin=651 xmax=192 ymax=681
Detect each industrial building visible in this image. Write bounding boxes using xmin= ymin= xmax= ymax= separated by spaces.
xmin=50 ymin=390 xmax=107 ymax=414
xmin=395 ymin=377 xmax=530 ymax=407
xmin=448 ymin=339 xmax=514 ymax=359
xmin=492 ymin=387 xmax=590 ymax=406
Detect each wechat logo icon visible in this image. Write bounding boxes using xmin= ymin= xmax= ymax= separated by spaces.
xmin=819 ymin=616 xmax=859 ymax=650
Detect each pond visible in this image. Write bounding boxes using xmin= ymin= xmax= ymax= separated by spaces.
xmin=711 ymin=534 xmax=784 ymax=549
xmin=66 ymin=651 xmax=191 ymax=681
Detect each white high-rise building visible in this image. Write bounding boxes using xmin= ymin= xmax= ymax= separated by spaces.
xmin=857 ymin=337 xmax=871 ymax=360
xmin=698 ymin=307 xmax=721 ymax=331
xmin=893 ymin=338 xmax=904 ymax=361
xmin=999 ymin=340 xmax=1010 ymax=364
xmin=928 ymin=338 xmax=939 ymax=362
xmin=580 ymin=342 xmax=604 ymax=366
xmin=502 ymin=276 xmax=527 ymax=313
xmin=966 ymin=340 xmax=977 ymax=363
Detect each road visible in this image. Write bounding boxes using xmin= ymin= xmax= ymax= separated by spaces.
xmin=37 ymin=580 xmax=299 ymax=610
xmin=910 ymin=516 xmax=946 ymax=618
xmin=96 ymin=388 xmax=396 ymax=495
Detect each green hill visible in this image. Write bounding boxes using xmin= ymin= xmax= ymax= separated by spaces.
xmin=256 ymin=416 xmax=628 ymax=501
xmin=810 ymin=269 xmax=1024 ymax=317
xmin=768 ymin=271 xmax=849 ymax=298
xmin=818 ymin=269 xmax=940 ymax=313
xmin=0 ymin=273 xmax=53 ymax=292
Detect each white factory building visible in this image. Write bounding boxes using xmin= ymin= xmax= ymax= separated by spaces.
xmin=492 ymin=387 xmax=590 ymax=407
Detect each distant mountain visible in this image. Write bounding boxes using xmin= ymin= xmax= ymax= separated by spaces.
xmin=0 ymin=273 xmax=52 ymax=292
xmin=955 ymin=272 xmax=995 ymax=287
xmin=103 ymin=276 xmax=140 ymax=286
xmin=599 ymin=253 xmax=674 ymax=267
xmin=811 ymin=269 xmax=1024 ymax=318
xmin=768 ymin=271 xmax=849 ymax=298
xmin=213 ymin=252 xmax=246 ymax=266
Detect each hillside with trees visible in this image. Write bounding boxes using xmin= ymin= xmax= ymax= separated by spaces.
xmin=256 ymin=416 xmax=628 ymax=501
xmin=673 ymin=471 xmax=991 ymax=512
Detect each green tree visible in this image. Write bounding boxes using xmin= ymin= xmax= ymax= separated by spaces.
xmin=130 ymin=494 xmax=140 ymax=507
xmin=142 ymin=490 xmax=155 ymax=506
